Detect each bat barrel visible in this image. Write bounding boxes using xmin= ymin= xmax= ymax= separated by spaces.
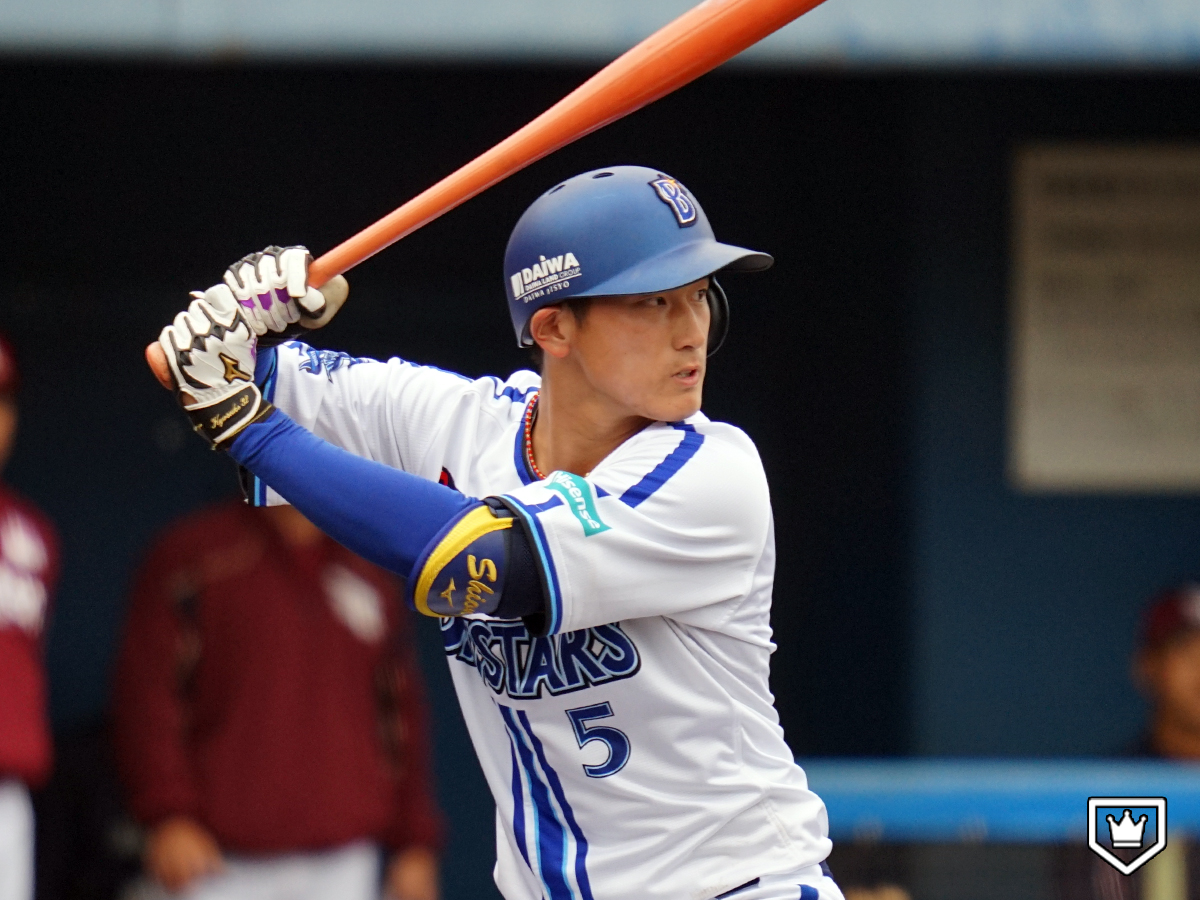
xmin=306 ymin=0 xmax=825 ymax=288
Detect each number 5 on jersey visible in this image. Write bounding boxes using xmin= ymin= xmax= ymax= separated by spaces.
xmin=566 ymin=702 xmax=630 ymax=778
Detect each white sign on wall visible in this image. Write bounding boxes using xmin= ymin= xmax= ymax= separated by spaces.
xmin=1010 ymin=144 xmax=1200 ymax=492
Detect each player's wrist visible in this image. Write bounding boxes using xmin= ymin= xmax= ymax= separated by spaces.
xmin=158 ymin=296 xmax=274 ymax=450
xmin=185 ymin=388 xmax=275 ymax=449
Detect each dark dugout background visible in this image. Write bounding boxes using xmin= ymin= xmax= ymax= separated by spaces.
xmin=3 ymin=63 xmax=1200 ymax=898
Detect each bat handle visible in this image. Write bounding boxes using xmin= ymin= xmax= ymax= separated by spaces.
xmin=146 ymin=342 xmax=173 ymax=390
xmin=308 ymin=256 xmax=336 ymax=290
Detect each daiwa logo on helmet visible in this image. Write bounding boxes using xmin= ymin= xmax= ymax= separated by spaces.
xmin=650 ymin=177 xmax=697 ymax=227
xmin=509 ymin=252 xmax=582 ymax=303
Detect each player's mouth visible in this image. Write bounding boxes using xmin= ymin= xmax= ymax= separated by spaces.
xmin=673 ymin=365 xmax=702 ymax=387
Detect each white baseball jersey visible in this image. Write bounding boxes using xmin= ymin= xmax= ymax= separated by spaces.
xmin=260 ymin=342 xmax=832 ymax=900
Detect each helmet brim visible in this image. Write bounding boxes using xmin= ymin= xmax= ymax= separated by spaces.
xmin=576 ymin=239 xmax=772 ymax=299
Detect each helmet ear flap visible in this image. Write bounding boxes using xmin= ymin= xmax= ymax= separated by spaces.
xmin=706 ymin=277 xmax=730 ymax=357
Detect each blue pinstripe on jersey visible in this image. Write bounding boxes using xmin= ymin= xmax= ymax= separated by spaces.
xmin=517 ymin=709 xmax=595 ymax=900
xmin=619 ymin=423 xmax=704 ymax=508
xmin=501 ymin=705 xmax=573 ymax=899
xmin=507 ymin=735 xmax=532 ymax=869
xmin=515 ymin=424 xmax=700 ymax=506
xmin=506 ymin=421 xmax=703 ymax=633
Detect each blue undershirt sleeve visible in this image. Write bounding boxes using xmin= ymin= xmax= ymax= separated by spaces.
xmin=253 ymin=345 xmax=277 ymax=388
xmin=228 ymin=409 xmax=476 ymax=576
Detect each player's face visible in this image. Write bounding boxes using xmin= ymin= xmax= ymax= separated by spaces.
xmin=1142 ymin=631 xmax=1200 ymax=734
xmin=572 ymin=278 xmax=710 ymax=422
xmin=0 ymin=398 xmax=15 ymax=473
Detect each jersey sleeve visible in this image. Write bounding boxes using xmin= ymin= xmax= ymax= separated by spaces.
xmin=252 ymin=342 xmax=538 ymax=505
xmin=495 ymin=422 xmax=772 ymax=636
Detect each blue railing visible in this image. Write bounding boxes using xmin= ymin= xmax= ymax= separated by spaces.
xmin=800 ymin=760 xmax=1200 ymax=842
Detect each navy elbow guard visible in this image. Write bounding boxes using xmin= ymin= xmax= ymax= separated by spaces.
xmin=408 ymin=499 xmax=545 ymax=621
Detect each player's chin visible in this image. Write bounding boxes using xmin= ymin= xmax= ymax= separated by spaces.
xmin=653 ymin=377 xmax=703 ymax=421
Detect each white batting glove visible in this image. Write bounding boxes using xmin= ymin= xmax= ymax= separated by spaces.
xmin=157 ymin=297 xmax=272 ymax=448
xmin=202 ymin=245 xmax=349 ymax=347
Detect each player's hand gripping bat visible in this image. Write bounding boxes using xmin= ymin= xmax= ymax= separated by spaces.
xmin=147 ymin=0 xmax=828 ymax=387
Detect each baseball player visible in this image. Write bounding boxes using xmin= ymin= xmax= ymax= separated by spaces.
xmin=151 ymin=166 xmax=841 ymax=900
xmin=0 ymin=333 xmax=60 ymax=900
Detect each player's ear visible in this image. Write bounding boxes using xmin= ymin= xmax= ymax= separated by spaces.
xmin=529 ymin=305 xmax=573 ymax=361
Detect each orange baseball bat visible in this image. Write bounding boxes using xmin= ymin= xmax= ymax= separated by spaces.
xmin=306 ymin=0 xmax=827 ymax=288
xmin=146 ymin=0 xmax=825 ymax=385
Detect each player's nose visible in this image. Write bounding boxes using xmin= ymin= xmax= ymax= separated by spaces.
xmin=669 ymin=294 xmax=709 ymax=352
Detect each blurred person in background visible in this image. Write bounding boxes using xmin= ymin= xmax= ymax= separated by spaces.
xmin=1058 ymin=584 xmax=1200 ymax=900
xmin=113 ymin=500 xmax=443 ymax=900
xmin=1131 ymin=584 xmax=1200 ymax=759
xmin=0 ymin=332 xmax=61 ymax=900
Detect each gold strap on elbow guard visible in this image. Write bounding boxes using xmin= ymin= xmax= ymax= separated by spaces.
xmin=410 ymin=504 xmax=512 ymax=618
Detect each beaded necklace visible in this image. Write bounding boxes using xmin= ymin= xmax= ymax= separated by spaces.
xmin=522 ymin=392 xmax=546 ymax=481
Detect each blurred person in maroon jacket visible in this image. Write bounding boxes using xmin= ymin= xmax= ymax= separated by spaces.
xmin=0 ymin=332 xmax=60 ymax=900
xmin=1130 ymin=584 xmax=1200 ymax=760
xmin=113 ymin=500 xmax=443 ymax=900
xmin=1057 ymin=585 xmax=1200 ymax=900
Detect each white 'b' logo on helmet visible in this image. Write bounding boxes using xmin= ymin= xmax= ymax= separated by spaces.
xmin=650 ymin=178 xmax=697 ymax=227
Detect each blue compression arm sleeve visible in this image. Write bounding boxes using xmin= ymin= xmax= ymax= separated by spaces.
xmin=229 ymin=409 xmax=475 ymax=576
xmin=254 ymin=345 xmax=277 ymax=388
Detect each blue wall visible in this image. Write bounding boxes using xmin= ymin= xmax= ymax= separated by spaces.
xmin=905 ymin=77 xmax=1200 ymax=755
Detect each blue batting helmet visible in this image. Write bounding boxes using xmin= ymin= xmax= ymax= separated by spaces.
xmin=503 ymin=165 xmax=772 ymax=353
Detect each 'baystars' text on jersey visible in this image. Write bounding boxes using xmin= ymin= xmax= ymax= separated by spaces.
xmin=258 ymin=343 xmax=832 ymax=900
